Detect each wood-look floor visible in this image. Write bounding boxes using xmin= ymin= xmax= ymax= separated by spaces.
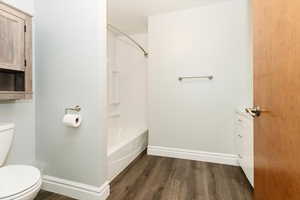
xmin=35 ymin=154 xmax=253 ymax=200
xmin=35 ymin=190 xmax=76 ymax=200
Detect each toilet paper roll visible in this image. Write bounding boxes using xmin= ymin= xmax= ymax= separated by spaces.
xmin=62 ymin=114 xmax=82 ymax=128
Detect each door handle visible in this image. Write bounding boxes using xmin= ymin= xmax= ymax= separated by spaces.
xmin=245 ymin=106 xmax=267 ymax=118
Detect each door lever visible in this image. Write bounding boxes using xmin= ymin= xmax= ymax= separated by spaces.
xmin=245 ymin=106 xmax=266 ymax=118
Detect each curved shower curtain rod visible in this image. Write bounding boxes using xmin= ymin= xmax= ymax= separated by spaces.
xmin=107 ymin=24 xmax=149 ymax=57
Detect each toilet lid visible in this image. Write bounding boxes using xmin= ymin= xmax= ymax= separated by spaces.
xmin=0 ymin=165 xmax=41 ymax=199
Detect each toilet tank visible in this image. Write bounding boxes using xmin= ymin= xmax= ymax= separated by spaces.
xmin=0 ymin=123 xmax=14 ymax=166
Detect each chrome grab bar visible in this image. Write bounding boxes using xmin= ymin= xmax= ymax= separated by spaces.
xmin=178 ymin=76 xmax=213 ymax=81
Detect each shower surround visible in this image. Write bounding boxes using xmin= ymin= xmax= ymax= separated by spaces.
xmin=107 ymin=30 xmax=148 ymax=180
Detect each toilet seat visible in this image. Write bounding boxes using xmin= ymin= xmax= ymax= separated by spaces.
xmin=0 ymin=165 xmax=41 ymax=199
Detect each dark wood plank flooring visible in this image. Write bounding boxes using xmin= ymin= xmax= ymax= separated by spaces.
xmin=35 ymin=154 xmax=253 ymax=200
xmin=35 ymin=190 xmax=75 ymax=200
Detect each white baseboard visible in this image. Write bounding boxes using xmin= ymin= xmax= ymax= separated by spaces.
xmin=42 ymin=176 xmax=110 ymax=200
xmin=148 ymin=146 xmax=238 ymax=166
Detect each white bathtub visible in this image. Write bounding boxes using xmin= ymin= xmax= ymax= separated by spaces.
xmin=107 ymin=128 xmax=148 ymax=181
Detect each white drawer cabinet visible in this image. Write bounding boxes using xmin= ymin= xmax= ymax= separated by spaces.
xmin=235 ymin=110 xmax=254 ymax=187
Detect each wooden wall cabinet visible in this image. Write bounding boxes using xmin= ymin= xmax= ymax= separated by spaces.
xmin=0 ymin=2 xmax=32 ymax=100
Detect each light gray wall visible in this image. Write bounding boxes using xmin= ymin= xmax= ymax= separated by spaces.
xmin=35 ymin=0 xmax=107 ymax=186
xmin=148 ymin=0 xmax=252 ymax=154
xmin=0 ymin=0 xmax=35 ymax=165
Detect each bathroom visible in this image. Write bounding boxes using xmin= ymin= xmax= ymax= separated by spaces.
xmin=0 ymin=0 xmax=299 ymax=200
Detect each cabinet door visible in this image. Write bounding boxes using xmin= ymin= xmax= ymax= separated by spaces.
xmin=241 ymin=120 xmax=254 ymax=187
xmin=0 ymin=9 xmax=25 ymax=71
xmin=234 ymin=118 xmax=244 ymax=158
xmin=235 ymin=113 xmax=254 ymax=187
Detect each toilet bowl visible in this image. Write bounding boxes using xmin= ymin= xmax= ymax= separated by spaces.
xmin=0 ymin=123 xmax=41 ymax=200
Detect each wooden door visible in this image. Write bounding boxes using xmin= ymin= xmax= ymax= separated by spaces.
xmin=253 ymin=0 xmax=300 ymax=199
xmin=0 ymin=8 xmax=25 ymax=71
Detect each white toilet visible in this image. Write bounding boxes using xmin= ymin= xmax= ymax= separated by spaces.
xmin=0 ymin=123 xmax=41 ymax=200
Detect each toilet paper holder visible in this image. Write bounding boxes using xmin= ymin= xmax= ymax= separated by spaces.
xmin=65 ymin=105 xmax=81 ymax=114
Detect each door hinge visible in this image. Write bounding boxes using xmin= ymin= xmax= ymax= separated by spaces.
xmin=24 ymin=25 xmax=27 ymax=32
xmin=24 ymin=59 xmax=27 ymax=67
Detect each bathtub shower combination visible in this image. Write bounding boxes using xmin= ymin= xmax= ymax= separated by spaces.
xmin=108 ymin=128 xmax=148 ymax=180
xmin=107 ymin=28 xmax=148 ymax=181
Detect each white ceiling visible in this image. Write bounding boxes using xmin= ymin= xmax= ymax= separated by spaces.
xmin=108 ymin=0 xmax=229 ymax=34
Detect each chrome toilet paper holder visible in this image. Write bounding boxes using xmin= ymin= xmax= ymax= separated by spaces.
xmin=65 ymin=105 xmax=81 ymax=114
